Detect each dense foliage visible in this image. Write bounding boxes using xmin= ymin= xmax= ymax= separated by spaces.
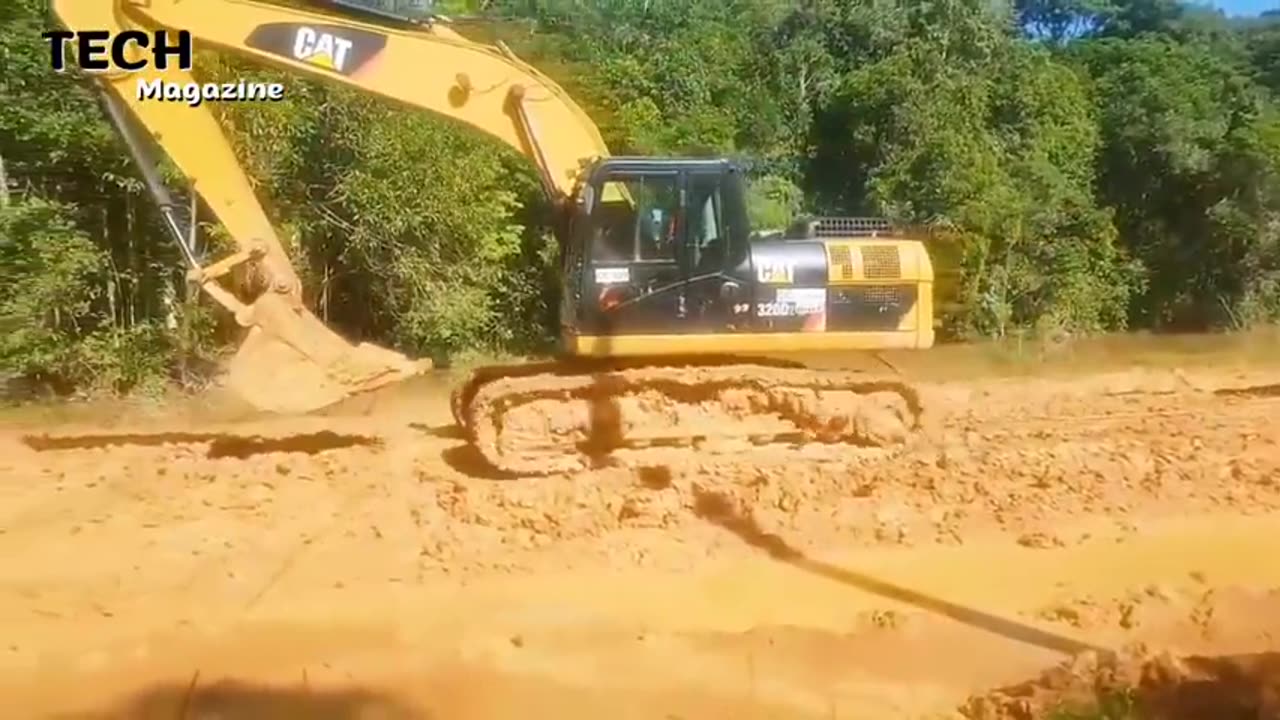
xmin=1 ymin=0 xmax=1277 ymax=395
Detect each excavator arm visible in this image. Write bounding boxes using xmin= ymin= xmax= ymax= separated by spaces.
xmin=49 ymin=0 xmax=614 ymax=412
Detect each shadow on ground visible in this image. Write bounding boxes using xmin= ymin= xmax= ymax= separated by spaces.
xmin=962 ymin=650 xmax=1280 ymax=719
xmin=408 ymin=422 xmax=464 ymax=441
xmin=21 ymin=430 xmax=379 ymax=458
xmin=1215 ymin=383 xmax=1280 ymax=399
xmin=402 ymin=422 xmax=521 ymax=480
xmin=440 ymin=442 xmax=519 ymax=480
xmin=690 ymin=485 xmax=1102 ymax=657
xmin=49 ymin=677 xmax=430 ymax=720
xmin=691 ymin=485 xmax=1280 ymax=719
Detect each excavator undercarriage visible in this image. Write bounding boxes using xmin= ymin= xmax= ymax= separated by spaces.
xmin=454 ymin=357 xmax=923 ymax=475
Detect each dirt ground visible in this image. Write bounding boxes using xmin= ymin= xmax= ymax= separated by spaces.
xmin=2 ymin=337 xmax=1280 ymax=719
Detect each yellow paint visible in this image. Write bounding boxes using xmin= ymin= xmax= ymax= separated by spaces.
xmin=822 ymin=240 xmax=934 ymax=284
xmin=302 ymin=52 xmax=336 ymax=70
xmin=567 ymin=327 xmax=936 ymax=356
xmin=52 ymin=0 xmax=611 ymax=201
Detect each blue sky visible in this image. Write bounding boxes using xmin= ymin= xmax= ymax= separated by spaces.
xmin=1211 ymin=0 xmax=1277 ymax=16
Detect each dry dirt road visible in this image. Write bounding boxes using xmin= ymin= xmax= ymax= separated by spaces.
xmin=1 ymin=344 xmax=1280 ymax=719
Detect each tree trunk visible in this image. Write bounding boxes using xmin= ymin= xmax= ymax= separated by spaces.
xmin=0 ymin=150 xmax=9 ymax=208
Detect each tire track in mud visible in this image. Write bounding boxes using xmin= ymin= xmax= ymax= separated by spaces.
xmin=139 ymin=435 xmax=412 ymax=621
xmin=5 ymin=369 xmax=1280 ymax=581
xmin=0 ymin=430 xmax=376 ymax=541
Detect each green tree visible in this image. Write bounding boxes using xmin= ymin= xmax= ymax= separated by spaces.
xmin=1075 ymin=36 xmax=1280 ymax=328
xmin=1 ymin=0 xmax=215 ymax=395
xmin=809 ymin=1 xmax=1139 ymax=336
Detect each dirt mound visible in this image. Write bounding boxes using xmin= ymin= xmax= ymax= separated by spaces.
xmin=962 ymin=646 xmax=1280 ymax=720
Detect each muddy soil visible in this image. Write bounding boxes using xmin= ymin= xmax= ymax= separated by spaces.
xmin=1 ymin=351 xmax=1279 ymax=718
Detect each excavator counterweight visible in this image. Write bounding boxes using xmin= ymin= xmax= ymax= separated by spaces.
xmin=52 ymin=0 xmax=936 ymax=472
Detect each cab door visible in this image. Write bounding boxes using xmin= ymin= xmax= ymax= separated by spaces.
xmin=682 ymin=169 xmax=754 ymax=332
xmin=577 ymin=170 xmax=687 ymax=336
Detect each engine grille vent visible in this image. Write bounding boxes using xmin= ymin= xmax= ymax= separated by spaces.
xmin=860 ymin=245 xmax=901 ymax=279
xmin=828 ymin=245 xmax=855 ymax=280
xmin=810 ymin=217 xmax=892 ymax=237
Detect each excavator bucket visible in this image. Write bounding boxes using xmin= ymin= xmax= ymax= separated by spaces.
xmin=223 ymin=293 xmax=431 ymax=413
xmin=75 ymin=72 xmax=429 ymax=414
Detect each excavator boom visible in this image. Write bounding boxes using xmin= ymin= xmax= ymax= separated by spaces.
xmin=58 ymin=0 xmax=609 ymax=200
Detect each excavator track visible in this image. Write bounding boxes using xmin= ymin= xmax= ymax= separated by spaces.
xmin=453 ymin=356 xmax=924 ymax=476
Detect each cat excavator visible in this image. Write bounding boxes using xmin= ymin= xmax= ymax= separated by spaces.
xmin=50 ymin=0 xmax=936 ymax=474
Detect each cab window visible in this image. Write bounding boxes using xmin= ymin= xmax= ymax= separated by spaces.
xmin=590 ymin=175 xmax=679 ymax=263
xmin=689 ymin=172 xmax=727 ymax=272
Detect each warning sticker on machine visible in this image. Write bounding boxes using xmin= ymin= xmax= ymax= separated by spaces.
xmin=758 ymin=288 xmax=825 ymax=317
xmin=594 ymin=267 xmax=630 ymax=284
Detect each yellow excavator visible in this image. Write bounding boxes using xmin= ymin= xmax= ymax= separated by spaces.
xmin=50 ymin=0 xmax=936 ymax=474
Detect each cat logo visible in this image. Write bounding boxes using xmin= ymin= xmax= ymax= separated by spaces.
xmin=292 ymin=26 xmax=353 ymax=72
xmin=755 ymin=259 xmax=795 ymax=284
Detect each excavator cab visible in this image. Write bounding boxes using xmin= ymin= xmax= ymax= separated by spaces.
xmin=558 ymin=157 xmax=935 ymax=358
xmin=559 ymin=158 xmax=751 ymax=344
